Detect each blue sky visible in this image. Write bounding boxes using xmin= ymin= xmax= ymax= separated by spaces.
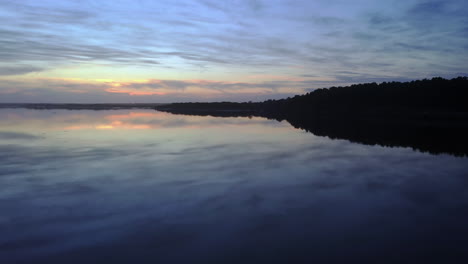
xmin=0 ymin=0 xmax=467 ymax=102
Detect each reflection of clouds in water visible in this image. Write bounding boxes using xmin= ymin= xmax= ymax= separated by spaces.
xmin=1 ymin=109 xmax=468 ymax=263
xmin=0 ymin=109 xmax=286 ymax=132
xmin=0 ymin=131 xmax=40 ymax=140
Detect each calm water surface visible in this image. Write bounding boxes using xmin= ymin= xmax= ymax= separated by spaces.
xmin=1 ymin=109 xmax=467 ymax=263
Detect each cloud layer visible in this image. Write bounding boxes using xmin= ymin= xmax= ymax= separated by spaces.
xmin=0 ymin=0 xmax=467 ymax=102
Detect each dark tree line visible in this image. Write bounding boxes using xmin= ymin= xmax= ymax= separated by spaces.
xmin=155 ymin=77 xmax=468 ymax=156
xmin=158 ymin=77 xmax=468 ymax=115
xmin=262 ymin=76 xmax=468 ymax=117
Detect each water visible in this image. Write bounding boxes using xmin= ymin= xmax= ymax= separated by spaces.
xmin=1 ymin=109 xmax=467 ymax=263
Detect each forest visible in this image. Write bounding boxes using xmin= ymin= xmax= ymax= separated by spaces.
xmin=156 ymin=77 xmax=468 ymax=156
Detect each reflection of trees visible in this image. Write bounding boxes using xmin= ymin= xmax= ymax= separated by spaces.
xmin=156 ymin=77 xmax=468 ymax=157
xmin=156 ymin=108 xmax=468 ymax=157
xmin=282 ymin=115 xmax=468 ymax=157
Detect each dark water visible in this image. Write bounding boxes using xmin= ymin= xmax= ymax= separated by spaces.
xmin=1 ymin=109 xmax=467 ymax=263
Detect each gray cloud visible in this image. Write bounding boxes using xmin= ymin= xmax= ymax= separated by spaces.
xmin=2 ymin=0 xmax=466 ymax=76
xmin=0 ymin=0 xmax=467 ymax=102
xmin=0 ymin=131 xmax=40 ymax=140
xmin=0 ymin=66 xmax=43 ymax=76
xmin=0 ymin=78 xmax=299 ymax=103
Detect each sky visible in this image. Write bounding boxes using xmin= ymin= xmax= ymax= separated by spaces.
xmin=0 ymin=0 xmax=467 ymax=103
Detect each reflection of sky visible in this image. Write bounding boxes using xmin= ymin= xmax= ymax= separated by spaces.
xmin=0 ymin=109 xmax=291 ymax=147
xmin=1 ymin=109 xmax=468 ymax=263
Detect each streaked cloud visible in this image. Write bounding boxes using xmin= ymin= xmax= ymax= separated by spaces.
xmin=0 ymin=66 xmax=44 ymax=76
xmin=0 ymin=78 xmax=300 ymax=103
xmin=0 ymin=0 xmax=467 ymax=102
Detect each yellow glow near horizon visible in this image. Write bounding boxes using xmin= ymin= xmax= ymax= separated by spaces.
xmin=34 ymin=63 xmax=251 ymax=83
xmin=28 ymin=60 xmax=324 ymax=85
xmin=0 ymin=62 xmax=319 ymax=100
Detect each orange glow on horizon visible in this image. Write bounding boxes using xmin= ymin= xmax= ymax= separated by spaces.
xmin=105 ymin=88 xmax=166 ymax=96
xmin=2 ymin=76 xmax=297 ymax=98
xmin=106 ymin=112 xmax=163 ymax=120
xmin=64 ymin=119 xmax=152 ymax=130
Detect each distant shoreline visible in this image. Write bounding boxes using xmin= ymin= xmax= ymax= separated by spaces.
xmin=155 ymin=77 xmax=468 ymax=156
xmin=0 ymin=103 xmax=166 ymax=110
xmin=155 ymin=77 xmax=468 ymax=119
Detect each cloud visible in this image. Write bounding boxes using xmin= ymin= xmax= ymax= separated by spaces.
xmin=0 ymin=0 xmax=467 ymax=101
xmin=0 ymin=131 xmax=40 ymax=140
xmin=0 ymin=66 xmax=43 ymax=76
xmin=0 ymin=78 xmax=301 ymax=103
